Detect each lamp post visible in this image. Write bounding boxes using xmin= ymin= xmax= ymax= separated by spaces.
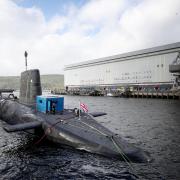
xmin=24 ymin=51 xmax=28 ymax=71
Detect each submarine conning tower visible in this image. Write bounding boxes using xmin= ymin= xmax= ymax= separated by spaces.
xmin=19 ymin=69 xmax=42 ymax=106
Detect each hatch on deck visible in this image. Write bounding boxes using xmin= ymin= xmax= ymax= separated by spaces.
xmin=36 ymin=95 xmax=64 ymax=114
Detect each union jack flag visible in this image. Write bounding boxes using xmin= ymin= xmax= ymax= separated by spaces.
xmin=80 ymin=102 xmax=88 ymax=112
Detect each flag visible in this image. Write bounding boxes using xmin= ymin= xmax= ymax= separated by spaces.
xmin=80 ymin=102 xmax=88 ymax=112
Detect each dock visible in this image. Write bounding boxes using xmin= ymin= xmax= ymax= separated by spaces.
xmin=129 ymin=91 xmax=180 ymax=99
xmin=52 ymin=88 xmax=180 ymax=100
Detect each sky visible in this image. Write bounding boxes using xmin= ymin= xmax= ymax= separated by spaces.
xmin=0 ymin=0 xmax=180 ymax=76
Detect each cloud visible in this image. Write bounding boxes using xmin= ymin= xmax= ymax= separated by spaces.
xmin=120 ymin=0 xmax=180 ymax=46
xmin=0 ymin=0 xmax=180 ymax=75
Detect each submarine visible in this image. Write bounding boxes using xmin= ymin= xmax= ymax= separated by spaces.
xmin=0 ymin=69 xmax=150 ymax=163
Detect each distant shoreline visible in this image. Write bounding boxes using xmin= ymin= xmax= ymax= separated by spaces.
xmin=0 ymin=74 xmax=64 ymax=90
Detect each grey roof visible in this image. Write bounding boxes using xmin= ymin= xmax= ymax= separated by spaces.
xmin=65 ymin=42 xmax=180 ymax=70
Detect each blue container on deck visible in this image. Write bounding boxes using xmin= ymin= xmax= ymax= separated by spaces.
xmin=36 ymin=95 xmax=64 ymax=113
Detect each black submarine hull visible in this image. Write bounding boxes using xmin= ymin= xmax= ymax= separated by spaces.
xmin=0 ymin=99 xmax=150 ymax=163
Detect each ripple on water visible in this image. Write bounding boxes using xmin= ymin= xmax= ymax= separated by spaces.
xmin=0 ymin=97 xmax=180 ymax=179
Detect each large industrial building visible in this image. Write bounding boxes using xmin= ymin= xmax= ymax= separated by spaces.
xmin=64 ymin=42 xmax=180 ymax=92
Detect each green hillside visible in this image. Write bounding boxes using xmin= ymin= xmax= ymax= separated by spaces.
xmin=41 ymin=74 xmax=64 ymax=90
xmin=0 ymin=76 xmax=19 ymax=89
xmin=0 ymin=74 xmax=64 ymax=90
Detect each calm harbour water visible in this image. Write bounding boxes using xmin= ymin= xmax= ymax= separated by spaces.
xmin=0 ymin=95 xmax=180 ymax=179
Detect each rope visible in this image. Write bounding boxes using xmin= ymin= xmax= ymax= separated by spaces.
xmin=66 ymin=123 xmax=106 ymax=136
xmin=32 ymin=115 xmax=139 ymax=178
xmin=111 ymin=136 xmax=133 ymax=164
xmin=78 ymin=119 xmax=139 ymax=178
xmin=34 ymin=131 xmax=47 ymax=145
xmin=110 ymin=136 xmax=139 ymax=178
xmin=34 ymin=120 xmax=61 ymax=145
xmin=81 ymin=121 xmax=108 ymax=136
xmin=33 ymin=115 xmax=77 ymax=145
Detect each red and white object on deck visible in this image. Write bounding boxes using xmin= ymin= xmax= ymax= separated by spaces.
xmin=80 ymin=102 xmax=88 ymax=112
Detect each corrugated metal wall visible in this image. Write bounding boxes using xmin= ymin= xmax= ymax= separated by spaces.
xmin=65 ymin=51 xmax=178 ymax=87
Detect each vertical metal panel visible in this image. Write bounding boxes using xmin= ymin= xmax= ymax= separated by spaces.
xmin=65 ymin=52 xmax=178 ymax=87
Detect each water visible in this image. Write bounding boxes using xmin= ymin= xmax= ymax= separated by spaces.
xmin=0 ymin=96 xmax=180 ymax=179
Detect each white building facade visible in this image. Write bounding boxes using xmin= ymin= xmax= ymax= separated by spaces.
xmin=64 ymin=42 xmax=180 ymax=89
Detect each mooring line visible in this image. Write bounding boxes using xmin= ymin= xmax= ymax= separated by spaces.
xmin=79 ymin=119 xmax=139 ymax=178
xmin=110 ymin=136 xmax=139 ymax=178
xmin=81 ymin=121 xmax=108 ymax=136
xmin=66 ymin=123 xmax=105 ymax=136
xmin=33 ymin=116 xmax=74 ymax=145
xmin=32 ymin=115 xmax=139 ymax=178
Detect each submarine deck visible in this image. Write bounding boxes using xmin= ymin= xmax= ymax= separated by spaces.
xmin=35 ymin=109 xmax=147 ymax=162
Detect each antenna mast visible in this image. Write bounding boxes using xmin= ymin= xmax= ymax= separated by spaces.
xmin=24 ymin=51 xmax=28 ymax=71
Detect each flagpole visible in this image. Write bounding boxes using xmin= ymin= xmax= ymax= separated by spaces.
xmin=79 ymin=100 xmax=81 ymax=119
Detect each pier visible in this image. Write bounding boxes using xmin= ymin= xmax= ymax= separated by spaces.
xmin=52 ymin=87 xmax=180 ymax=99
xmin=129 ymin=90 xmax=180 ymax=99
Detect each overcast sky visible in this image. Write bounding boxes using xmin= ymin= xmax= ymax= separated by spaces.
xmin=0 ymin=0 xmax=180 ymax=76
